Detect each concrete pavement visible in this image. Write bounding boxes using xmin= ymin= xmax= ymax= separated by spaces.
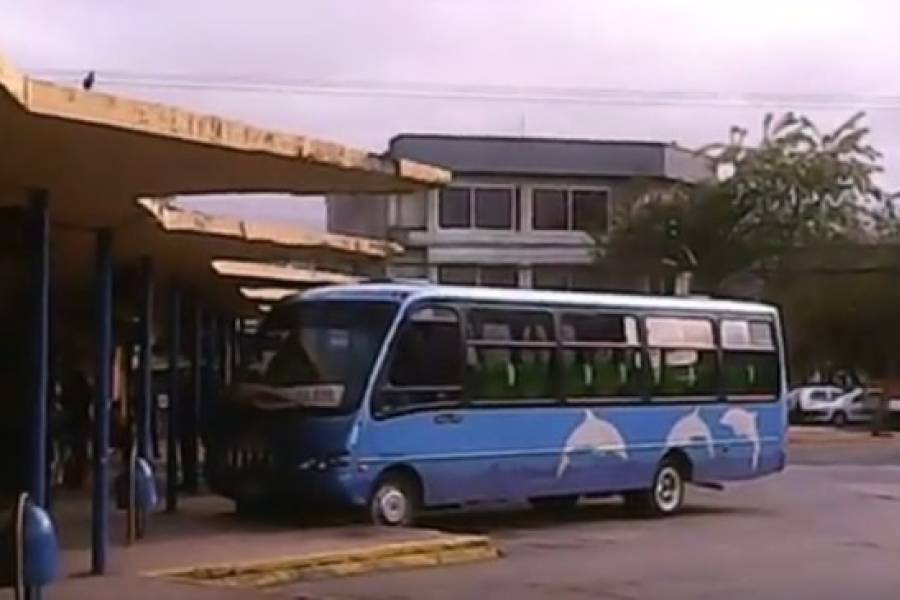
xmin=288 ymin=440 xmax=900 ymax=600
xmin=7 ymin=429 xmax=899 ymax=599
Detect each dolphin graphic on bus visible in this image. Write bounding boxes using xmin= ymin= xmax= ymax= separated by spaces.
xmin=666 ymin=407 xmax=715 ymax=458
xmin=721 ymin=407 xmax=761 ymax=470
xmin=557 ymin=410 xmax=628 ymax=477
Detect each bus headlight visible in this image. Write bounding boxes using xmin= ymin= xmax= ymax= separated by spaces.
xmin=298 ymin=453 xmax=350 ymax=472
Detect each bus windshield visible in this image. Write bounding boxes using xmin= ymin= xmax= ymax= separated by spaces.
xmin=237 ymin=300 xmax=397 ymax=413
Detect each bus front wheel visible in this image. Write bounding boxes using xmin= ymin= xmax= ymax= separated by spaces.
xmin=370 ymin=472 xmax=421 ymax=527
xmin=623 ymin=457 xmax=687 ymax=517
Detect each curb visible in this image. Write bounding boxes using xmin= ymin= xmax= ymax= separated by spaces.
xmin=789 ymin=434 xmax=894 ymax=446
xmin=145 ymin=534 xmax=502 ymax=588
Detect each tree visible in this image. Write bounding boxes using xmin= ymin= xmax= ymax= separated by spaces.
xmin=603 ymin=112 xmax=894 ymax=293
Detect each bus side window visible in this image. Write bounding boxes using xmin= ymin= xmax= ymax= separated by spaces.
xmin=646 ymin=317 xmax=717 ymax=398
xmin=377 ymin=306 xmax=463 ymax=415
xmin=721 ymin=319 xmax=778 ymax=400
xmin=465 ymin=308 xmax=556 ymax=401
xmin=560 ymin=313 xmax=642 ymax=400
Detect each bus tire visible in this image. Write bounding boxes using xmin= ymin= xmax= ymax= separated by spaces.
xmin=623 ymin=456 xmax=687 ymax=517
xmin=370 ymin=471 xmax=421 ymax=527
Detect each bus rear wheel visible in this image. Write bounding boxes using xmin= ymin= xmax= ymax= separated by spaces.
xmin=370 ymin=472 xmax=421 ymax=527
xmin=623 ymin=457 xmax=687 ymax=517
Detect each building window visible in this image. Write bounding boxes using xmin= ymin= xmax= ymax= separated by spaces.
xmin=390 ymin=264 xmax=428 ymax=280
xmin=570 ymin=266 xmax=604 ymax=291
xmin=438 ymin=265 xmax=477 ymax=285
xmin=438 ymin=265 xmax=519 ymax=287
xmin=438 ymin=187 xmax=471 ymax=228
xmin=480 ymin=266 xmax=518 ymax=288
xmin=532 ymin=187 xmax=610 ymax=233
xmin=533 ymin=266 xmax=570 ymax=290
xmin=533 ymin=189 xmax=568 ymax=230
xmin=438 ymin=186 xmax=515 ymax=230
xmin=474 ymin=188 xmax=514 ymax=229
xmin=572 ymin=189 xmax=609 ymax=233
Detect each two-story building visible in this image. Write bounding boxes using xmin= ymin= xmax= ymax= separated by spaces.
xmin=327 ymin=134 xmax=712 ymax=291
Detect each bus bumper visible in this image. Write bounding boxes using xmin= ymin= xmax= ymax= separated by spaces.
xmin=208 ymin=463 xmax=363 ymax=509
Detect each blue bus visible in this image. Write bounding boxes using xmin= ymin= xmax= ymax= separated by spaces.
xmin=208 ymin=282 xmax=787 ymax=525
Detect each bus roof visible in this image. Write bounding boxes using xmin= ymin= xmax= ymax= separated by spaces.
xmin=291 ymin=282 xmax=778 ymax=316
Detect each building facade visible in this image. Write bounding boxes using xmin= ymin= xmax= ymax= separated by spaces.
xmin=328 ymin=134 xmax=713 ymax=291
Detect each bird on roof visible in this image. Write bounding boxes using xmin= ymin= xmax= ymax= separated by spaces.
xmin=81 ymin=71 xmax=95 ymax=91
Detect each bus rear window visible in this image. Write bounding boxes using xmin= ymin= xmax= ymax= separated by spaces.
xmin=721 ymin=319 xmax=779 ymax=399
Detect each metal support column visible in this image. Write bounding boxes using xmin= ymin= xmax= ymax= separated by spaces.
xmin=137 ymin=257 xmax=154 ymax=460
xmin=181 ymin=304 xmax=202 ymax=493
xmin=200 ymin=313 xmax=222 ymax=410
xmin=202 ymin=314 xmax=218 ymax=445
xmin=233 ymin=318 xmax=243 ymax=372
xmin=166 ymin=289 xmax=181 ymax=512
xmin=222 ymin=316 xmax=232 ymax=386
xmin=27 ymin=190 xmax=50 ymax=509
xmin=92 ymin=228 xmax=113 ymax=575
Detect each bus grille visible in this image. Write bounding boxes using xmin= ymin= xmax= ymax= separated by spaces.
xmin=223 ymin=446 xmax=275 ymax=471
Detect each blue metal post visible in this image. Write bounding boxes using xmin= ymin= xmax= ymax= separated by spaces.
xmin=27 ymin=190 xmax=50 ymax=509
xmin=222 ymin=316 xmax=232 ymax=386
xmin=181 ymin=304 xmax=202 ymax=493
xmin=92 ymin=228 xmax=113 ymax=575
xmin=202 ymin=313 xmax=218 ymax=445
xmin=137 ymin=257 xmax=153 ymax=460
xmin=166 ymin=288 xmax=181 ymax=512
xmin=233 ymin=318 xmax=242 ymax=372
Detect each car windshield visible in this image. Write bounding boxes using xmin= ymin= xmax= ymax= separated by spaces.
xmin=238 ymin=299 xmax=397 ymax=412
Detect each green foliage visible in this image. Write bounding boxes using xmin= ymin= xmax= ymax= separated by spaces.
xmin=605 ymin=112 xmax=894 ymax=292
xmin=601 ymin=112 xmax=900 ymax=380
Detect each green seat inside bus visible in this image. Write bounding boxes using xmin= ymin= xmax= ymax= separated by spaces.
xmin=469 ymin=350 xmax=552 ymax=399
xmin=655 ymin=350 xmax=716 ymax=396
xmin=723 ymin=353 xmax=777 ymax=395
xmin=516 ymin=358 xmax=551 ymax=398
xmin=562 ymin=351 xmax=639 ymax=398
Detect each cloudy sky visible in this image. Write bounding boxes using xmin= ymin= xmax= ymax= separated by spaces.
xmin=3 ymin=0 xmax=899 ymax=229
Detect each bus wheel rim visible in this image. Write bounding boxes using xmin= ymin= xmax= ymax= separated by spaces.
xmin=379 ymin=487 xmax=408 ymax=524
xmin=655 ymin=466 xmax=681 ymax=512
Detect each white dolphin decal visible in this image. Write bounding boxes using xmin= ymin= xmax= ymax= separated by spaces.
xmin=557 ymin=410 xmax=628 ymax=478
xmin=721 ymin=407 xmax=761 ymax=470
xmin=666 ymin=407 xmax=715 ymax=458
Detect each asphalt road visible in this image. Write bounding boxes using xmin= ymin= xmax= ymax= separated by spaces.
xmin=287 ymin=437 xmax=900 ymax=600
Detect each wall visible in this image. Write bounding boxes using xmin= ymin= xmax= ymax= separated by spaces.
xmin=325 ymin=193 xmax=390 ymax=238
xmin=663 ymin=146 xmax=715 ymax=184
xmin=326 ymin=173 xmax=688 ymax=292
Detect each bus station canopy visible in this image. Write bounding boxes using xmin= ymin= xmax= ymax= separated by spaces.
xmin=213 ymin=259 xmax=359 ymax=285
xmin=0 ymin=51 xmax=448 ymax=225
xmin=0 ymin=49 xmax=447 ymax=315
xmin=50 ymin=199 xmax=388 ymax=316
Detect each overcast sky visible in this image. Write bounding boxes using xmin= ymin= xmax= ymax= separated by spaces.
xmin=3 ymin=0 xmax=900 ymax=229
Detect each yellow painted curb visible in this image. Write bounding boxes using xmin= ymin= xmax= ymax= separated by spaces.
xmin=145 ymin=534 xmax=502 ymax=588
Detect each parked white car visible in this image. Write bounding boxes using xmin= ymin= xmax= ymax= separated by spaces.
xmin=788 ymin=386 xmax=872 ymax=426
